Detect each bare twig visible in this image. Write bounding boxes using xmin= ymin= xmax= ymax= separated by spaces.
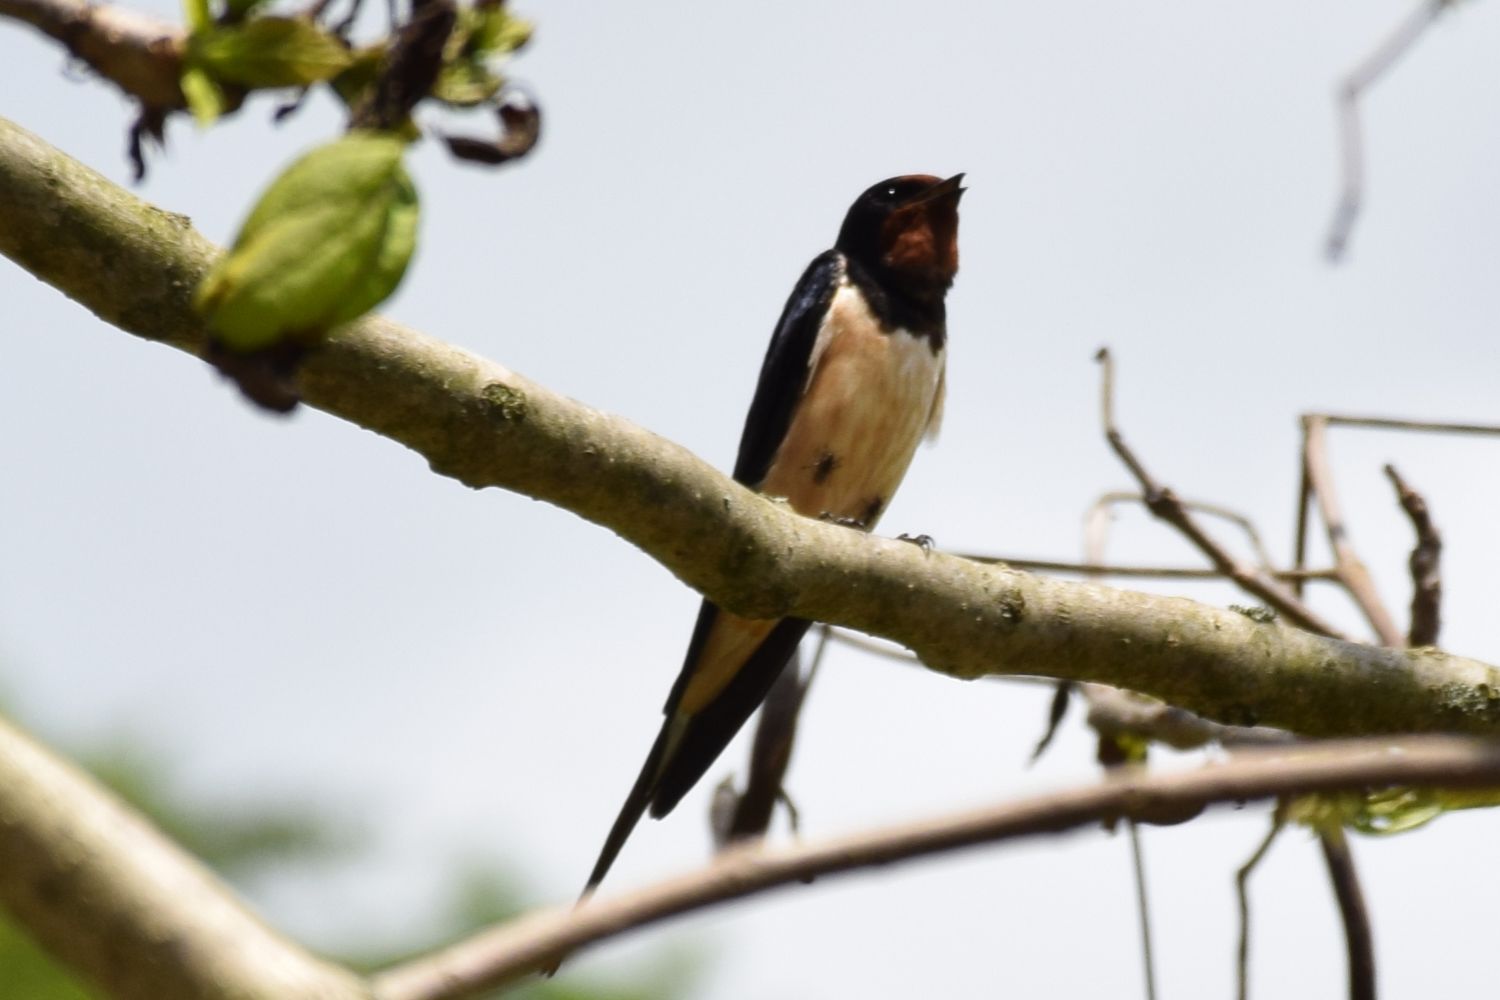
xmin=1093 ymin=361 xmax=1386 ymax=999
xmin=1291 ymin=436 xmax=1315 ymax=600
xmin=1301 ymin=416 xmax=1404 ymax=645
xmin=1029 ymin=680 xmax=1074 ymax=762
xmin=1087 ymin=490 xmax=1280 ymax=570
xmin=1095 ymin=348 xmax=1349 ymax=639
xmin=1129 ymin=820 xmax=1159 ymax=1000
xmin=1319 ymin=826 xmax=1377 ymax=1000
xmin=371 ymin=737 xmax=1500 ymax=1000
xmin=0 ymin=0 xmax=184 ymax=108
xmin=959 ymin=552 xmax=1337 ymax=582
xmin=1384 ymin=464 xmax=1442 ymax=647
xmin=1317 ymin=414 xmax=1500 ymax=437
xmin=1325 ymin=0 xmax=1449 ymax=261
xmin=1235 ymin=819 xmax=1284 ymax=1000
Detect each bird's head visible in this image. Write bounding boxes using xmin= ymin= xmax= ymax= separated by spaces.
xmin=835 ymin=173 xmax=965 ymax=298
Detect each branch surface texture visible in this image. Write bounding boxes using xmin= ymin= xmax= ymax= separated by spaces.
xmin=4 ymin=114 xmax=1500 ymax=741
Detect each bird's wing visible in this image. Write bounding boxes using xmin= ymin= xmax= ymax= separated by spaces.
xmin=732 ymin=250 xmax=846 ymax=487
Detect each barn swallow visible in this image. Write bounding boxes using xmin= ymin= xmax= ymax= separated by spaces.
xmin=583 ymin=173 xmax=965 ymax=894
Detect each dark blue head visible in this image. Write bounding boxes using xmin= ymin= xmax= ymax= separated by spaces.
xmin=835 ymin=174 xmax=965 ymax=297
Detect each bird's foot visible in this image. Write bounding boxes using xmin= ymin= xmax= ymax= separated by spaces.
xmin=897 ymin=532 xmax=936 ymax=553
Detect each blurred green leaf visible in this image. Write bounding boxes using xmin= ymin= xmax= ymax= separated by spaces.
xmin=181 ymin=0 xmax=211 ymax=33
xmin=430 ymin=6 xmax=530 ymax=107
xmin=189 ymin=17 xmax=354 ymax=89
xmin=0 ymin=918 xmax=92 ymax=1000
xmin=1286 ymin=785 xmax=1500 ymax=837
xmin=222 ymin=0 xmax=274 ymax=19
xmin=196 ymin=130 xmax=419 ymax=352
xmin=470 ymin=7 xmax=532 ymax=55
xmin=180 ymin=65 xmax=228 ymax=126
xmin=433 ymin=60 xmax=502 ymax=106
xmin=330 ymin=46 xmax=384 ymax=107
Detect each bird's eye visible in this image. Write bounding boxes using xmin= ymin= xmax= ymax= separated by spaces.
xmin=884 ymin=185 xmax=900 ymax=199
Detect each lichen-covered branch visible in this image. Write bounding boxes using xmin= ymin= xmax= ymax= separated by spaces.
xmin=0 ymin=714 xmax=370 ymax=1000
xmin=4 ymin=114 xmax=1500 ymax=740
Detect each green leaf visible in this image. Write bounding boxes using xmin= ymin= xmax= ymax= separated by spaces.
xmin=471 ymin=8 xmax=532 ymax=55
xmin=189 ymin=17 xmax=353 ymax=89
xmin=196 ymin=131 xmax=420 ymax=352
xmin=329 ymin=45 xmax=384 ymax=107
xmin=222 ymin=0 xmax=273 ymax=19
xmin=432 ymin=59 xmax=502 ymax=106
xmin=427 ymin=6 xmax=530 ymax=108
xmin=1286 ymin=785 xmax=1500 ymax=837
xmin=180 ymin=65 xmax=228 ymax=126
xmin=182 ymin=0 xmax=211 ymax=33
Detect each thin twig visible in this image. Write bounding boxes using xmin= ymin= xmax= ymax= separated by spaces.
xmin=370 ymin=737 xmax=1500 ymax=1000
xmin=1319 ymin=826 xmax=1377 ymax=1000
xmin=1325 ymin=0 xmax=1448 ymax=261
xmin=1384 ymin=464 xmax=1442 ymax=647
xmin=1291 ymin=440 xmax=1315 ymax=601
xmin=1129 ymin=820 xmax=1158 ymax=1000
xmin=1301 ymin=416 xmax=1403 ymax=645
xmin=959 ymin=553 xmax=1338 ymax=583
xmin=1235 ymin=819 xmax=1283 ymax=1000
xmin=1094 ymin=349 xmax=1349 ymax=639
xmin=1086 ymin=491 xmax=1280 ymax=571
xmin=1316 ymin=414 xmax=1500 ymax=437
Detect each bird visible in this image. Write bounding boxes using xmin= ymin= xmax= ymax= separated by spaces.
xmin=583 ymin=173 xmax=965 ymax=894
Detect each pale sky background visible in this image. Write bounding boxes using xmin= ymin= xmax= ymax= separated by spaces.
xmin=4 ymin=0 xmax=1500 ymax=996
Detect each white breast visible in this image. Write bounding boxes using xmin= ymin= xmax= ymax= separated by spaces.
xmin=758 ymin=281 xmax=946 ymax=528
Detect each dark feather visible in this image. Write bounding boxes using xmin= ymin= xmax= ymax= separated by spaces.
xmin=649 ymin=614 xmax=812 ymax=817
xmin=582 ymin=711 xmax=675 ymax=894
xmin=731 ymin=250 xmax=844 ymax=487
xmin=581 ymin=602 xmax=811 ymax=892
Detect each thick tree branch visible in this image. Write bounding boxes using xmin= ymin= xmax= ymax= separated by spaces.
xmin=5 ymin=115 xmax=1500 ymax=740
xmin=0 ymin=714 xmax=369 ymax=1000
xmin=372 ymin=737 xmax=1500 ymax=1000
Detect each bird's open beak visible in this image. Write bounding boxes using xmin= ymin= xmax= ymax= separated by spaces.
xmin=912 ymin=173 xmax=966 ymax=205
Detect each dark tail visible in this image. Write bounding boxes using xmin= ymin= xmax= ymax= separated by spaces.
xmin=582 ymin=716 xmax=676 ymax=896
xmin=582 ymin=608 xmax=813 ymax=896
xmin=647 ymin=616 xmax=812 ymax=817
